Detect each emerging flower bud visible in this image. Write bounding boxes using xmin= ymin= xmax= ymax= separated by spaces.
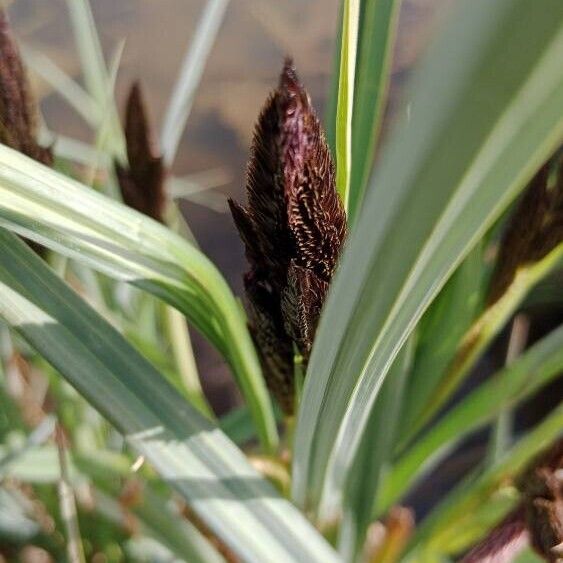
xmin=463 ymin=439 xmax=563 ymax=563
xmin=229 ymin=59 xmax=347 ymax=413
xmin=488 ymin=150 xmax=563 ymax=305
xmin=0 ymin=9 xmax=52 ymax=165
xmin=517 ymin=438 xmax=563 ymax=561
xmin=115 ymin=82 xmax=166 ymax=222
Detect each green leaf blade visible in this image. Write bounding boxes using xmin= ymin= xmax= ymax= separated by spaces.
xmin=380 ymin=324 xmax=563 ymax=514
xmin=0 ymin=229 xmax=338 ymax=563
xmin=348 ymin=0 xmax=402 ymax=224
xmin=0 ymin=146 xmax=278 ymax=452
xmin=293 ymin=0 xmax=563 ymax=519
xmin=335 ymin=0 xmax=360 ymax=210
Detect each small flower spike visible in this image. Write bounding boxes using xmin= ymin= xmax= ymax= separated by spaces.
xmin=229 ymin=59 xmax=347 ymax=413
xmin=517 ymin=439 xmax=563 ymax=562
xmin=463 ymin=439 xmax=563 ymax=562
xmin=0 ymin=9 xmax=52 ymax=165
xmin=488 ymin=149 xmax=563 ymax=305
xmin=115 ymin=82 xmax=166 ymax=222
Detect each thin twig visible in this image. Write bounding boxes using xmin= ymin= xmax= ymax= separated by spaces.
xmin=489 ymin=314 xmax=530 ymax=462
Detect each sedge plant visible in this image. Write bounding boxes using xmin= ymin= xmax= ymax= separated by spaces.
xmin=0 ymin=0 xmax=562 ymax=562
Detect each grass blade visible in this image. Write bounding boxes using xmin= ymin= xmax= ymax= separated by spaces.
xmin=293 ymin=0 xmax=563 ymax=517
xmin=0 ymin=146 xmax=278 ymax=452
xmin=338 ymin=336 xmax=415 ymax=561
xmin=65 ymin=0 xmax=125 ymax=161
xmin=409 ymin=403 xmax=563 ymax=557
xmin=55 ymin=427 xmax=86 ymax=563
xmin=413 ymin=241 xmax=563 ymax=437
xmin=348 ymin=0 xmax=402 ymax=224
xmin=160 ymin=0 xmax=229 ymax=166
xmin=164 ymin=304 xmax=212 ymax=417
xmin=397 ymin=244 xmax=486 ymax=442
xmin=22 ymin=46 xmax=101 ymax=127
xmin=325 ymin=2 xmax=343 ymax=155
xmin=0 ymin=229 xmax=338 ymax=563
xmin=487 ymin=314 xmax=529 ymax=462
xmin=335 ymin=0 xmax=360 ymax=209
xmin=379 ymin=324 xmax=563 ymax=514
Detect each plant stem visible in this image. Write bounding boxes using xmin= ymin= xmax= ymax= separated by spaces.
xmin=488 ymin=314 xmax=529 ymax=463
xmin=164 ymin=303 xmax=213 ymax=418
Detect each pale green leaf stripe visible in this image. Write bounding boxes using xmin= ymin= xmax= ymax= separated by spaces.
xmin=378 ymin=324 xmax=563 ymax=514
xmin=0 ymin=146 xmax=278 ymax=452
xmin=0 ymin=229 xmax=338 ymax=563
xmin=338 ymin=336 xmax=415 ymax=561
xmin=398 ymin=243 xmax=485 ymax=441
xmin=294 ymin=0 xmax=563 ymax=517
xmin=348 ymin=0 xmax=402 ymax=224
xmin=160 ymin=0 xmax=229 ymax=166
xmin=335 ymin=0 xmax=360 ymax=209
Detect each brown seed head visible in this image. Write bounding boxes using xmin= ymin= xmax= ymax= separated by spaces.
xmin=463 ymin=440 xmax=563 ymax=562
xmin=229 ymin=59 xmax=347 ymax=412
xmin=488 ymin=150 xmax=563 ymax=305
xmin=0 ymin=9 xmax=52 ymax=165
xmin=115 ymin=81 xmax=166 ymax=222
xmin=517 ymin=439 xmax=563 ymax=561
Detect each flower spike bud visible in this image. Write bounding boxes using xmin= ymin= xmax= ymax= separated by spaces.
xmin=229 ymin=58 xmax=347 ymax=413
xmin=115 ymin=81 xmax=166 ymax=222
xmin=488 ymin=149 xmax=563 ymax=305
xmin=463 ymin=439 xmax=563 ymax=562
xmin=0 ymin=9 xmax=52 ymax=165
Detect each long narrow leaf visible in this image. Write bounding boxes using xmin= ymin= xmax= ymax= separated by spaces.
xmin=413 ymin=241 xmax=563 ymax=437
xmin=65 ymin=0 xmax=125 ymax=161
xmin=397 ymin=243 xmax=486 ymax=442
xmin=335 ymin=0 xmax=360 ymax=209
xmin=325 ymin=2 xmax=343 ymax=155
xmin=379 ymin=324 xmax=563 ymax=514
xmin=339 ymin=336 xmax=415 ymax=561
xmin=0 ymin=146 xmax=278 ymax=452
xmin=22 ymin=46 xmax=101 ymax=127
xmin=160 ymin=0 xmax=229 ymax=166
xmin=293 ymin=0 xmax=563 ymax=518
xmin=0 ymin=229 xmax=337 ymax=563
xmin=348 ymin=0 xmax=402 ymax=224
xmin=409 ymin=403 xmax=563 ymax=557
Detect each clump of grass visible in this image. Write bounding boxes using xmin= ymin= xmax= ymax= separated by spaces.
xmin=0 ymin=1 xmax=561 ymax=562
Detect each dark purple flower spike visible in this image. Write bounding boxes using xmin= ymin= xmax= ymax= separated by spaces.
xmin=229 ymin=59 xmax=347 ymax=413
xmin=115 ymin=82 xmax=166 ymax=223
xmin=0 ymin=9 xmax=52 ymax=165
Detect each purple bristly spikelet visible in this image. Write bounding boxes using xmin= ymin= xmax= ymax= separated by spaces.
xmin=0 ymin=8 xmax=53 ymax=255
xmin=488 ymin=150 xmax=563 ymax=305
xmin=0 ymin=9 xmax=52 ymax=165
xmin=463 ymin=439 xmax=563 ymax=562
xmin=115 ymin=82 xmax=166 ymax=222
xmin=229 ymin=59 xmax=347 ymax=413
